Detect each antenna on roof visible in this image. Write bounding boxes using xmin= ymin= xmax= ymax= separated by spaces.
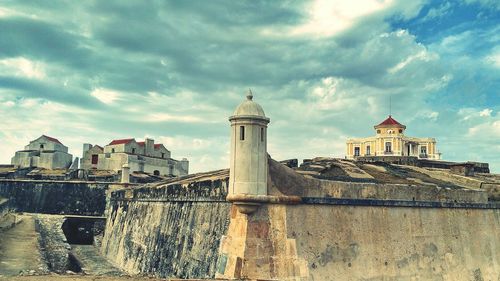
xmin=389 ymin=95 xmax=392 ymax=117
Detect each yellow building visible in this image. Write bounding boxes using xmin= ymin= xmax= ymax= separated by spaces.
xmin=346 ymin=115 xmax=441 ymax=160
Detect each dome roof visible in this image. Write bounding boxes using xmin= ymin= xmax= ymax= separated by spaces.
xmin=232 ymin=89 xmax=267 ymax=118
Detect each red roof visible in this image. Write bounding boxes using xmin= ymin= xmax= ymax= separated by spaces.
xmin=42 ymin=135 xmax=62 ymax=144
xmin=109 ymin=138 xmax=135 ymax=145
xmin=109 ymin=138 xmax=165 ymax=150
xmin=375 ymin=115 xmax=405 ymax=128
xmin=137 ymin=142 xmax=163 ymax=149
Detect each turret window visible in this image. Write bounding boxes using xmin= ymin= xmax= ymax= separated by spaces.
xmin=240 ymin=126 xmax=245 ymax=140
xmin=260 ymin=127 xmax=264 ymax=142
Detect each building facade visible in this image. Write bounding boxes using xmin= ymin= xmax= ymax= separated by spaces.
xmin=11 ymin=135 xmax=73 ymax=169
xmin=81 ymin=138 xmax=188 ymax=176
xmin=346 ymin=116 xmax=441 ymax=160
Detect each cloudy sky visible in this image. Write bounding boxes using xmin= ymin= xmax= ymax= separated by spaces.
xmin=0 ymin=0 xmax=499 ymax=173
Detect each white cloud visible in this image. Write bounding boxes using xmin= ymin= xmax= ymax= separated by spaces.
xmin=428 ymin=111 xmax=439 ymax=121
xmin=289 ymin=0 xmax=396 ymax=37
xmin=479 ymin=108 xmax=493 ymax=117
xmin=90 ymin=88 xmax=122 ymax=104
xmin=147 ymin=113 xmax=204 ymax=123
xmin=468 ymin=120 xmax=500 ymax=137
xmin=0 ymin=57 xmax=45 ymax=79
xmin=421 ymin=1 xmax=452 ymax=21
xmin=485 ymin=51 xmax=500 ymax=68
xmin=388 ymin=49 xmax=438 ymax=73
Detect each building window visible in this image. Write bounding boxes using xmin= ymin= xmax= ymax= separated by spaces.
xmin=132 ymin=148 xmax=136 ymax=154
xmin=111 ymin=148 xmax=115 ymax=153
xmin=161 ymin=153 xmax=165 ymax=158
xmin=40 ymin=144 xmax=44 ymax=149
xmin=399 ymin=129 xmax=403 ymax=133
xmin=153 ymin=170 xmax=160 ymax=176
xmin=91 ymin=154 xmax=98 ymax=165
xmin=420 ymin=146 xmax=427 ymax=155
xmin=240 ymin=126 xmax=245 ymax=140
xmin=377 ymin=130 xmax=381 ymax=134
xmin=366 ymin=146 xmax=371 ymax=156
xmin=387 ymin=130 xmax=393 ymax=134
xmin=385 ymin=142 xmax=392 ymax=152
xmin=260 ymin=128 xmax=264 ymax=142
xmin=354 ymin=147 xmax=360 ymax=156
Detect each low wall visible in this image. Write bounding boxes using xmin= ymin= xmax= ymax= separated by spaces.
xmin=0 ymin=180 xmax=111 ymax=215
xmin=101 ymin=178 xmax=231 ymax=278
xmin=0 ymin=198 xmax=12 ymax=219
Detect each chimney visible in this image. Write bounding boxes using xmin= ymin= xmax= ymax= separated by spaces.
xmin=83 ymin=143 xmax=92 ymax=154
xmin=121 ymin=164 xmax=130 ymax=184
xmin=145 ymin=138 xmax=154 ymax=156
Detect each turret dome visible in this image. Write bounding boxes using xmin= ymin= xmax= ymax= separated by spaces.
xmin=232 ymin=89 xmax=267 ymax=118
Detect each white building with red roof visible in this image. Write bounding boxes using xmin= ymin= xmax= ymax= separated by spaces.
xmin=11 ymin=135 xmax=73 ymax=169
xmin=346 ymin=116 xmax=441 ymax=160
xmin=81 ymin=138 xmax=188 ymax=176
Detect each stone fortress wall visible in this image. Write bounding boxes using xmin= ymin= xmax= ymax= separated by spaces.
xmin=101 ymin=172 xmax=231 ymax=278
xmin=0 ymin=180 xmax=110 ymax=215
xmin=98 ymin=159 xmax=500 ymax=280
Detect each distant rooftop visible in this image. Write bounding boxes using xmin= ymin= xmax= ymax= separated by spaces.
xmin=375 ymin=115 xmax=405 ymax=128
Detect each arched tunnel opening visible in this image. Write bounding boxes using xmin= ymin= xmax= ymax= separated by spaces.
xmin=61 ymin=218 xmax=95 ymax=245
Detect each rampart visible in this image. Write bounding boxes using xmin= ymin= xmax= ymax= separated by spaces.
xmin=0 ymin=180 xmax=114 ymax=215
xmin=101 ymin=176 xmax=231 ymax=278
xmin=101 ymin=160 xmax=500 ymax=280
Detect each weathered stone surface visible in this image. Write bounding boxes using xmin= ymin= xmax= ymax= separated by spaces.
xmin=0 ymin=180 xmax=107 ymax=215
xmin=101 ymin=176 xmax=231 ymax=279
xmin=35 ymin=215 xmax=72 ymax=273
xmin=286 ymin=204 xmax=500 ymax=281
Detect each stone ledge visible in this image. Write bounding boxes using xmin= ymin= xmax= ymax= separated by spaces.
xmin=302 ymin=197 xmax=500 ymax=209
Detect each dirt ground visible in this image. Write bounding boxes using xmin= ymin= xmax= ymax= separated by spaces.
xmin=0 ymin=276 xmax=211 ymax=281
xmin=0 ymin=214 xmax=46 ymax=275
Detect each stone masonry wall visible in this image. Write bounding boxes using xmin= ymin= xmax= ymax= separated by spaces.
xmin=217 ymin=203 xmax=500 ymax=281
xmin=286 ymin=204 xmax=500 ymax=281
xmin=101 ymin=178 xmax=231 ymax=279
xmin=0 ymin=180 xmax=108 ymax=215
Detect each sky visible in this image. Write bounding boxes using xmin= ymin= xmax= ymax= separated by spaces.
xmin=0 ymin=0 xmax=499 ymax=173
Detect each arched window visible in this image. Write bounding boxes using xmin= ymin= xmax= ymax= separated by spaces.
xmin=111 ymin=148 xmax=115 ymax=153
xmin=153 ymin=170 xmax=160 ymax=176
xmin=240 ymin=126 xmax=245 ymax=140
xmin=132 ymin=148 xmax=136 ymax=154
